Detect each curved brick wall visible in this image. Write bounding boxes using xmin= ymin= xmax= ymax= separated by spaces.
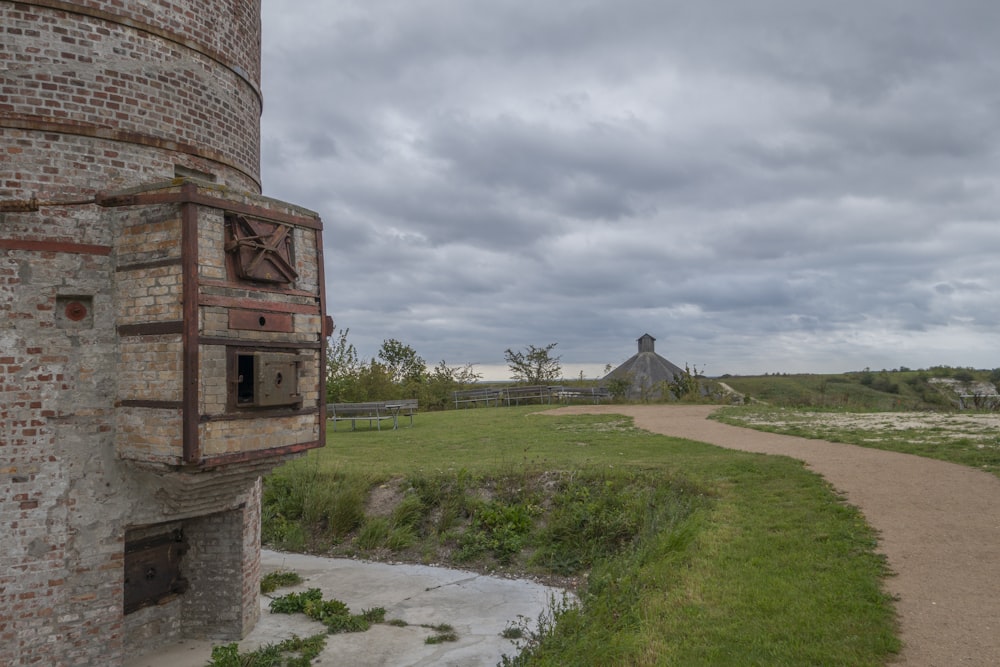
xmin=0 ymin=0 xmax=263 ymax=197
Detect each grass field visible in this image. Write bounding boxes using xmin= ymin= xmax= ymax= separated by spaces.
xmin=263 ymin=407 xmax=899 ymax=665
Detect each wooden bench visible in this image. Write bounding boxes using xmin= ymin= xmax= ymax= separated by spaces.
xmin=329 ymin=399 xmax=417 ymax=431
xmin=452 ymin=388 xmax=503 ymax=408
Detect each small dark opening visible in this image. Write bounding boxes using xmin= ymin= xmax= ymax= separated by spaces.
xmin=174 ymin=164 xmax=217 ymax=183
xmin=124 ymin=528 xmax=187 ymax=614
xmin=237 ymin=354 xmax=254 ymax=404
xmin=258 ymin=316 xmax=267 ymax=326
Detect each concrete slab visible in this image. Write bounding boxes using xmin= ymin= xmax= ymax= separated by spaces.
xmin=127 ymin=549 xmax=568 ymax=667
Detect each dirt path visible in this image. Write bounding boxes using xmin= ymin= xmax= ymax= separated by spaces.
xmin=545 ymin=405 xmax=1000 ymax=666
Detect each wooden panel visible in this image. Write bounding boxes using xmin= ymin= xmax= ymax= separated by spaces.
xmin=117 ymin=321 xmax=184 ymax=337
xmin=228 ymin=309 xmax=293 ymax=333
xmin=124 ymin=530 xmax=188 ymax=614
xmin=199 ymin=294 xmax=319 ymax=314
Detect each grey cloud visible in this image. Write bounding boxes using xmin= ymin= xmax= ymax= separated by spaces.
xmin=261 ymin=0 xmax=1000 ymax=374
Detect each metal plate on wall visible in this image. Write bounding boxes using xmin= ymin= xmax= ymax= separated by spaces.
xmin=225 ymin=214 xmax=298 ymax=284
xmin=124 ymin=530 xmax=188 ymax=614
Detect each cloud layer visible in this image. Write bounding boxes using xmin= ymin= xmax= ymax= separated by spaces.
xmin=260 ymin=0 xmax=1000 ymax=377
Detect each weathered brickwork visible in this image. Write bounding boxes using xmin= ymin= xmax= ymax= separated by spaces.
xmin=0 ymin=1 xmax=262 ymax=196
xmin=116 ymin=266 xmax=184 ymax=324
xmin=29 ymin=0 xmax=265 ymax=84
xmin=201 ymin=414 xmax=320 ymax=457
xmin=115 ymin=408 xmax=183 ymax=465
xmin=119 ymin=335 xmax=183 ymax=401
xmin=0 ymin=127 xmax=254 ymax=199
xmin=1 ymin=2 xmax=327 ymax=664
xmin=294 ymin=226 xmax=321 ymax=293
xmin=197 ymin=208 xmax=228 ymax=281
xmin=1 ymin=235 xmax=125 ymax=666
xmin=181 ymin=484 xmax=262 ymax=639
xmin=115 ymin=205 xmax=182 ymax=265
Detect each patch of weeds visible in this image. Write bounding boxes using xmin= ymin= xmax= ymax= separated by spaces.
xmin=262 ymin=463 xmax=370 ymax=550
xmin=208 ymin=633 xmax=326 ymax=667
xmin=390 ymin=492 xmax=426 ymax=528
xmin=407 ymin=470 xmax=477 ymax=535
xmin=260 ymin=570 xmax=303 ymax=594
xmin=387 ymin=618 xmax=409 ymax=627
xmin=386 ymin=524 xmax=418 ymax=551
xmin=262 ymin=512 xmax=307 ymax=552
xmin=356 ymin=516 xmax=418 ymax=553
xmin=356 ymin=517 xmax=390 ymax=550
xmin=268 ymin=588 xmax=385 ymax=635
xmin=497 ymin=595 xmax=575 ymax=666
xmin=362 ymin=607 xmax=387 ymax=623
xmin=424 ymin=623 xmax=459 ymax=644
xmin=323 ymin=611 xmax=373 ymax=633
xmin=530 ymin=471 xmax=694 ymax=576
xmin=304 ymin=598 xmax=352 ymax=627
xmin=456 ymin=501 xmax=538 ymax=564
xmin=268 ymin=588 xmax=322 ymax=614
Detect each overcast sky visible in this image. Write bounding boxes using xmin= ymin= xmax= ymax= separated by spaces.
xmin=259 ymin=0 xmax=1000 ymax=379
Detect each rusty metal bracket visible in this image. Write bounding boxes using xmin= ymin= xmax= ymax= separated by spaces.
xmin=0 ymin=195 xmax=97 ymax=212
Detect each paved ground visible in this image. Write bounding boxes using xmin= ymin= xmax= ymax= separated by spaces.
xmin=546 ymin=405 xmax=1000 ymax=666
xmin=127 ymin=550 xmax=565 ymax=667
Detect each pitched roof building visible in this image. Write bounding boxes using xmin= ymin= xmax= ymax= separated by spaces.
xmin=603 ymin=334 xmax=686 ymax=399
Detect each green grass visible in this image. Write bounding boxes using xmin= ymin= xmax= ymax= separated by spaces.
xmin=260 ymin=570 xmax=303 ymax=594
xmin=263 ymin=407 xmax=899 ymax=665
xmin=714 ymin=405 xmax=1000 ymax=478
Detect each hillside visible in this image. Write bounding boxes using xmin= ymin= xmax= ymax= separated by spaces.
xmin=718 ymin=367 xmax=1000 ymax=411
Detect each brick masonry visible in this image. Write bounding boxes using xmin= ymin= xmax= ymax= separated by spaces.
xmin=1 ymin=0 xmax=263 ymax=197
xmin=1 ymin=1 xmax=328 ymax=665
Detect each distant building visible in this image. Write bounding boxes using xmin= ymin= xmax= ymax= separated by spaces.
xmin=603 ymin=334 xmax=685 ymax=399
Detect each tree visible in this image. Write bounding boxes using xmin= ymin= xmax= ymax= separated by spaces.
xmin=354 ymin=361 xmax=396 ymax=401
xmin=378 ymin=338 xmax=426 ymax=385
xmin=504 ymin=343 xmax=562 ymax=385
xmin=325 ymin=328 xmax=362 ymax=402
xmin=606 ymin=375 xmax=632 ymax=401
xmin=668 ymin=364 xmax=701 ymax=399
xmin=423 ymin=360 xmax=483 ymax=410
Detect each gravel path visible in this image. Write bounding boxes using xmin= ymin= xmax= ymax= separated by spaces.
xmin=545 ymin=405 xmax=1000 ymax=666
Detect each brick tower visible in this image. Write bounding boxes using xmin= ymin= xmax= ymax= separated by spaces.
xmin=1 ymin=1 xmax=329 ymax=664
